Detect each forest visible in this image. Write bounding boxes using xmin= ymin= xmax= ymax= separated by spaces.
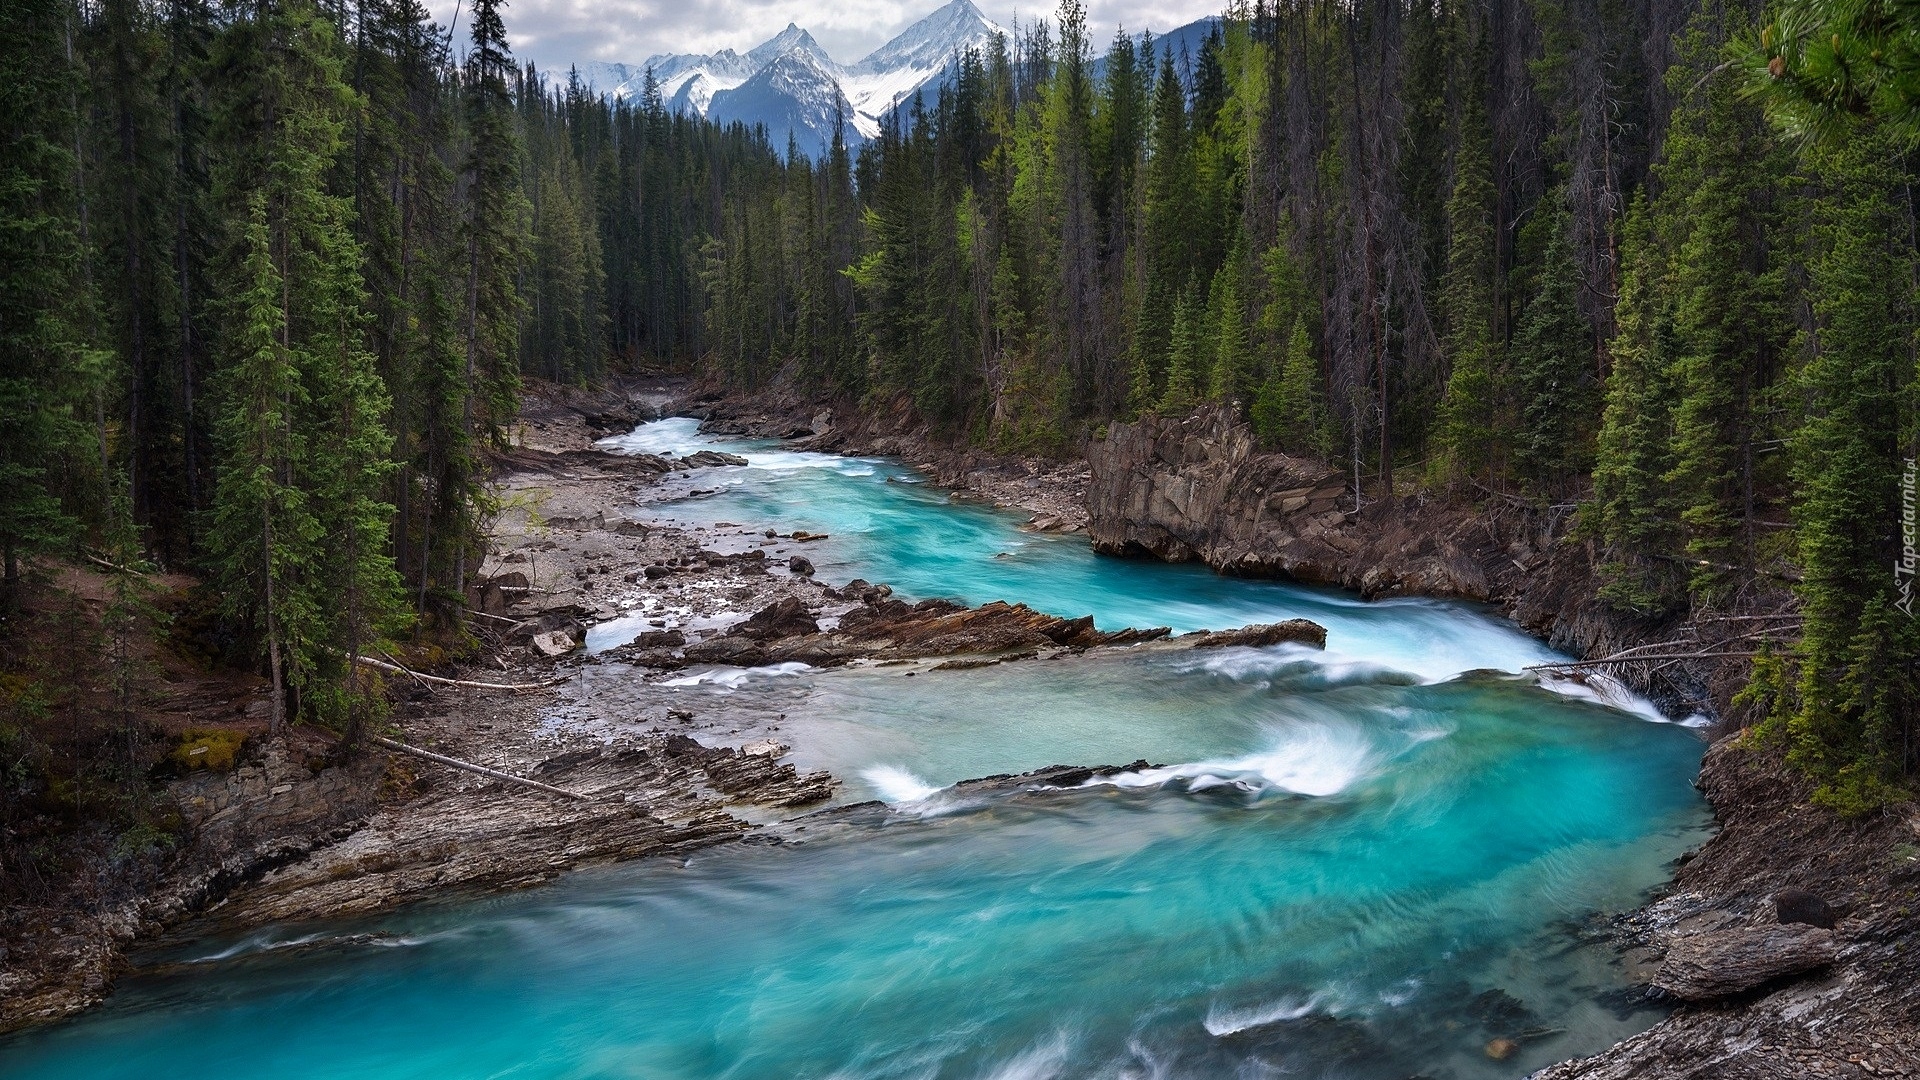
xmin=1 ymin=0 xmax=1916 ymax=826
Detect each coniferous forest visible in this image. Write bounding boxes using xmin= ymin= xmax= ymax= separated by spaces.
xmin=2 ymin=0 xmax=1917 ymax=822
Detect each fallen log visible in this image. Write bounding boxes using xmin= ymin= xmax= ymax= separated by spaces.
xmin=351 ymin=654 xmax=567 ymax=692
xmin=369 ymin=736 xmax=591 ymax=801
xmin=1526 ymin=649 xmax=1759 ymax=670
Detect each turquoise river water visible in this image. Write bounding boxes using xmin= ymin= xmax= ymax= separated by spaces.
xmin=0 ymin=419 xmax=1713 ymax=1080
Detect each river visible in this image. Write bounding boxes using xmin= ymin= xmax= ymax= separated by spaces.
xmin=0 ymin=419 xmax=1712 ymax=1080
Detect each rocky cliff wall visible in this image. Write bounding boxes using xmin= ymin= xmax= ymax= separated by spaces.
xmin=1086 ymin=408 xmax=1732 ymax=711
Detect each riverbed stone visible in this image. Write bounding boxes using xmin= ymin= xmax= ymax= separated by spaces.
xmin=1652 ymin=924 xmax=1839 ymax=1001
xmin=1773 ymin=887 xmax=1838 ymax=929
xmin=1183 ymin=619 xmax=1328 ymax=650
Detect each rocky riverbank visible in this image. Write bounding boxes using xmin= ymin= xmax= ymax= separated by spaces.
xmin=8 ymin=379 xmax=1914 ymax=1078
xmin=0 ymin=379 xmax=1259 ymax=1036
xmin=655 ymin=384 xmax=1920 ymax=1077
xmin=1076 ymin=407 xmax=1920 ymax=1077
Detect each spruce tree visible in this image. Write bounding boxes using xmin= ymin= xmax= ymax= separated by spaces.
xmin=1207 ymin=258 xmax=1252 ymax=407
xmin=1252 ymin=317 xmax=1322 ymax=455
xmin=1434 ymin=87 xmax=1502 ymax=484
xmin=1160 ymin=279 xmax=1202 ymax=414
xmin=1509 ymin=202 xmax=1595 ymax=495
xmin=205 ymin=0 xmax=401 ymax=733
xmin=207 ymin=198 xmax=315 ymax=734
xmin=453 ymin=0 xmax=526 ymax=598
xmin=1591 ymin=197 xmax=1681 ymax=614
xmin=1771 ymin=125 xmax=1920 ymax=805
xmin=0 ymin=0 xmax=102 ymax=605
xmin=1660 ymin=13 xmax=1793 ymax=597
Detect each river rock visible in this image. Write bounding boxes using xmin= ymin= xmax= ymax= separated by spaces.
xmin=1773 ymin=887 xmax=1837 ymax=929
xmin=530 ymin=630 xmax=579 ymax=656
xmin=1651 ymin=924 xmax=1839 ymax=1001
xmin=732 ymin=597 xmax=820 ymax=640
xmin=788 ymin=555 xmax=815 ymax=576
xmin=1184 ymin=619 xmax=1328 ymax=650
xmin=468 ymin=571 xmax=532 ymax=616
xmin=683 ymin=636 xmax=769 ymax=666
xmin=828 ymin=578 xmax=893 ymax=603
xmin=510 ymin=612 xmax=584 ymax=647
xmin=680 ymin=450 xmax=749 ymax=468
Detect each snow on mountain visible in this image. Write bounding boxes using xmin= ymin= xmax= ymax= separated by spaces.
xmin=747 ymin=23 xmax=839 ymax=71
xmin=842 ymin=0 xmax=1004 ymax=119
xmin=583 ymin=0 xmax=1002 ymax=157
xmin=709 ymin=51 xmax=862 ymax=159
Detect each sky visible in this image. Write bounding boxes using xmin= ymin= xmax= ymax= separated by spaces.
xmin=425 ymin=0 xmax=1223 ymax=73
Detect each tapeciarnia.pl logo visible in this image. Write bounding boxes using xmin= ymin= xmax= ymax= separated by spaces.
xmin=1900 ymin=457 xmax=1917 ymax=618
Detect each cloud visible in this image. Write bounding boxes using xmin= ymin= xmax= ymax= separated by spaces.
xmin=425 ymin=0 xmax=1223 ymax=73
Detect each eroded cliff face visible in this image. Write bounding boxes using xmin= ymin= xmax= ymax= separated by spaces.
xmin=1086 ymin=408 xmax=1677 ymax=677
xmin=1087 ymin=409 xmax=1356 ymax=580
xmin=1088 ymin=408 xmax=1521 ymax=598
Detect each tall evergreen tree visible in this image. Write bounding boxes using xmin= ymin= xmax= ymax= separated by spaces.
xmin=1509 ymin=202 xmax=1595 ymax=494
xmin=0 ymin=0 xmax=103 ymax=605
xmin=1659 ymin=14 xmax=1794 ymax=597
xmin=1434 ymin=87 xmax=1502 ymax=484
xmin=1766 ymin=126 xmax=1920 ymax=805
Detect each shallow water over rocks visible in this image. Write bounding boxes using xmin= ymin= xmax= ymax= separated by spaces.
xmin=0 ymin=419 xmax=1712 ymax=1080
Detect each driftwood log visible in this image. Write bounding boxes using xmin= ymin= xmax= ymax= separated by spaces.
xmin=370 ymin=736 xmax=591 ymax=801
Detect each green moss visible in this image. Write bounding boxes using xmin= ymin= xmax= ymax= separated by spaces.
xmin=170 ymin=728 xmax=246 ymax=773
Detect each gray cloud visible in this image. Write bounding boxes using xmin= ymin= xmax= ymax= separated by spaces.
xmin=427 ymin=0 xmax=1221 ymax=74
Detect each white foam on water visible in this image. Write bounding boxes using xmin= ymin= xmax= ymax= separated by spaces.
xmin=1176 ymin=642 xmax=1419 ymax=689
xmin=980 ymin=1033 xmax=1073 ymax=1080
xmin=1202 ymin=994 xmax=1322 ymax=1036
xmin=1377 ymin=978 xmax=1422 ymax=1007
xmin=1092 ymin=722 xmax=1379 ymax=799
xmin=1534 ymin=667 xmax=1693 ymax=725
xmin=661 ymin=661 xmax=814 ymax=690
xmin=863 ymin=764 xmax=943 ymax=804
xmin=186 ymin=930 xmax=431 ymax=964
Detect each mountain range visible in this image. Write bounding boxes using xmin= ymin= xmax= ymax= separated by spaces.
xmin=575 ymin=2 xmax=1228 ymax=160
xmin=577 ymin=0 xmax=1006 ymax=158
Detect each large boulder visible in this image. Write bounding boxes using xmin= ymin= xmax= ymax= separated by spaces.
xmin=683 ymin=636 xmax=769 ymax=666
xmin=1185 ymin=619 xmax=1328 ymax=650
xmin=1773 ymin=888 xmax=1838 ymax=929
xmin=730 ymin=597 xmax=820 ymax=641
xmin=680 ymin=450 xmax=749 ymax=468
xmin=1652 ymin=924 xmax=1839 ymax=1001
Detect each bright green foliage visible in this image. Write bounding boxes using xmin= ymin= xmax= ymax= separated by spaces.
xmin=1252 ymin=318 xmax=1323 ymax=456
xmin=1750 ymin=0 xmax=1920 ymax=145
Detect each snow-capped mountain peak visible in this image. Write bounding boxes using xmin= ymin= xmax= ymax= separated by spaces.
xmin=748 ymin=23 xmax=837 ymax=70
xmin=580 ymin=0 xmax=1006 ymax=158
xmin=853 ymin=0 xmax=1000 ymax=75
